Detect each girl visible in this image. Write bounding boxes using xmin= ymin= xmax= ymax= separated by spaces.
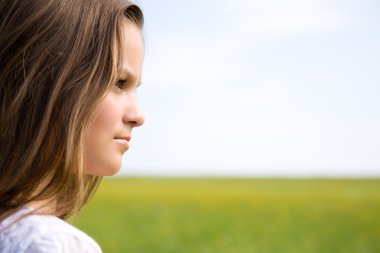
xmin=0 ymin=0 xmax=145 ymax=252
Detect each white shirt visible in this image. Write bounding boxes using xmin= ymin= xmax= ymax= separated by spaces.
xmin=0 ymin=207 xmax=102 ymax=253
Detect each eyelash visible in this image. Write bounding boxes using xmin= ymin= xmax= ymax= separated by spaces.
xmin=114 ymin=79 xmax=127 ymax=89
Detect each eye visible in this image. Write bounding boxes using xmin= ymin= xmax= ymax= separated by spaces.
xmin=114 ymin=79 xmax=127 ymax=89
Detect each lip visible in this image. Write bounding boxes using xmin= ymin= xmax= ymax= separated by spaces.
xmin=113 ymin=136 xmax=131 ymax=151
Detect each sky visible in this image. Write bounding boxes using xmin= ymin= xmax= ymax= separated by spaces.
xmin=120 ymin=0 xmax=380 ymax=177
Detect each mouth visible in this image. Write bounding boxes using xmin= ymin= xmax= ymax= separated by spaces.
xmin=113 ymin=136 xmax=131 ymax=150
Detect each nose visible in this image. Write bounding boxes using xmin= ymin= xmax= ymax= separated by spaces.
xmin=123 ymin=96 xmax=145 ymax=127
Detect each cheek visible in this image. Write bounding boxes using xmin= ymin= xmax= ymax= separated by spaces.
xmin=83 ymin=94 xmax=123 ymax=175
xmin=92 ymin=96 xmax=121 ymax=132
xmin=85 ymin=101 xmax=118 ymax=145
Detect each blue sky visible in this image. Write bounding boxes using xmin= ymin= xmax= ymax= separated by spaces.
xmin=121 ymin=0 xmax=380 ymax=177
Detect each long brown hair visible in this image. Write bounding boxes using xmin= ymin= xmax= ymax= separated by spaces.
xmin=0 ymin=0 xmax=143 ymax=220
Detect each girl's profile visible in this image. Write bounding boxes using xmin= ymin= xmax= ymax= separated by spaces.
xmin=0 ymin=0 xmax=145 ymax=252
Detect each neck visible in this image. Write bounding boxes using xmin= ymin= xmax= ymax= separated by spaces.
xmin=28 ymin=198 xmax=57 ymax=216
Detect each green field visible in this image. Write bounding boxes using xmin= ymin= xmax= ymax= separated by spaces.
xmin=73 ymin=178 xmax=380 ymax=253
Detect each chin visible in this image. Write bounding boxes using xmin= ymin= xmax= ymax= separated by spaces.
xmin=84 ymin=161 xmax=122 ymax=176
xmin=104 ymin=166 xmax=122 ymax=176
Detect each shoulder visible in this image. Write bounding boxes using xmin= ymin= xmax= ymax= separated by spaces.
xmin=0 ymin=209 xmax=102 ymax=253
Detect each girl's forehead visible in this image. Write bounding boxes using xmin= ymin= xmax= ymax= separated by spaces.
xmin=118 ymin=20 xmax=144 ymax=80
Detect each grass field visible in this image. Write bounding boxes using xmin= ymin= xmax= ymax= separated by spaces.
xmin=73 ymin=178 xmax=380 ymax=253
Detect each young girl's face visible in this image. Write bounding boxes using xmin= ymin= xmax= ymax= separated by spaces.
xmin=83 ymin=20 xmax=145 ymax=176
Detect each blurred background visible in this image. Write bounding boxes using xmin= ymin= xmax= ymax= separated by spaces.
xmin=123 ymin=0 xmax=380 ymax=178
xmin=75 ymin=0 xmax=380 ymax=252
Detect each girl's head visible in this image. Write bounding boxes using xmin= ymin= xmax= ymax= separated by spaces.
xmin=0 ymin=0 xmax=144 ymax=219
